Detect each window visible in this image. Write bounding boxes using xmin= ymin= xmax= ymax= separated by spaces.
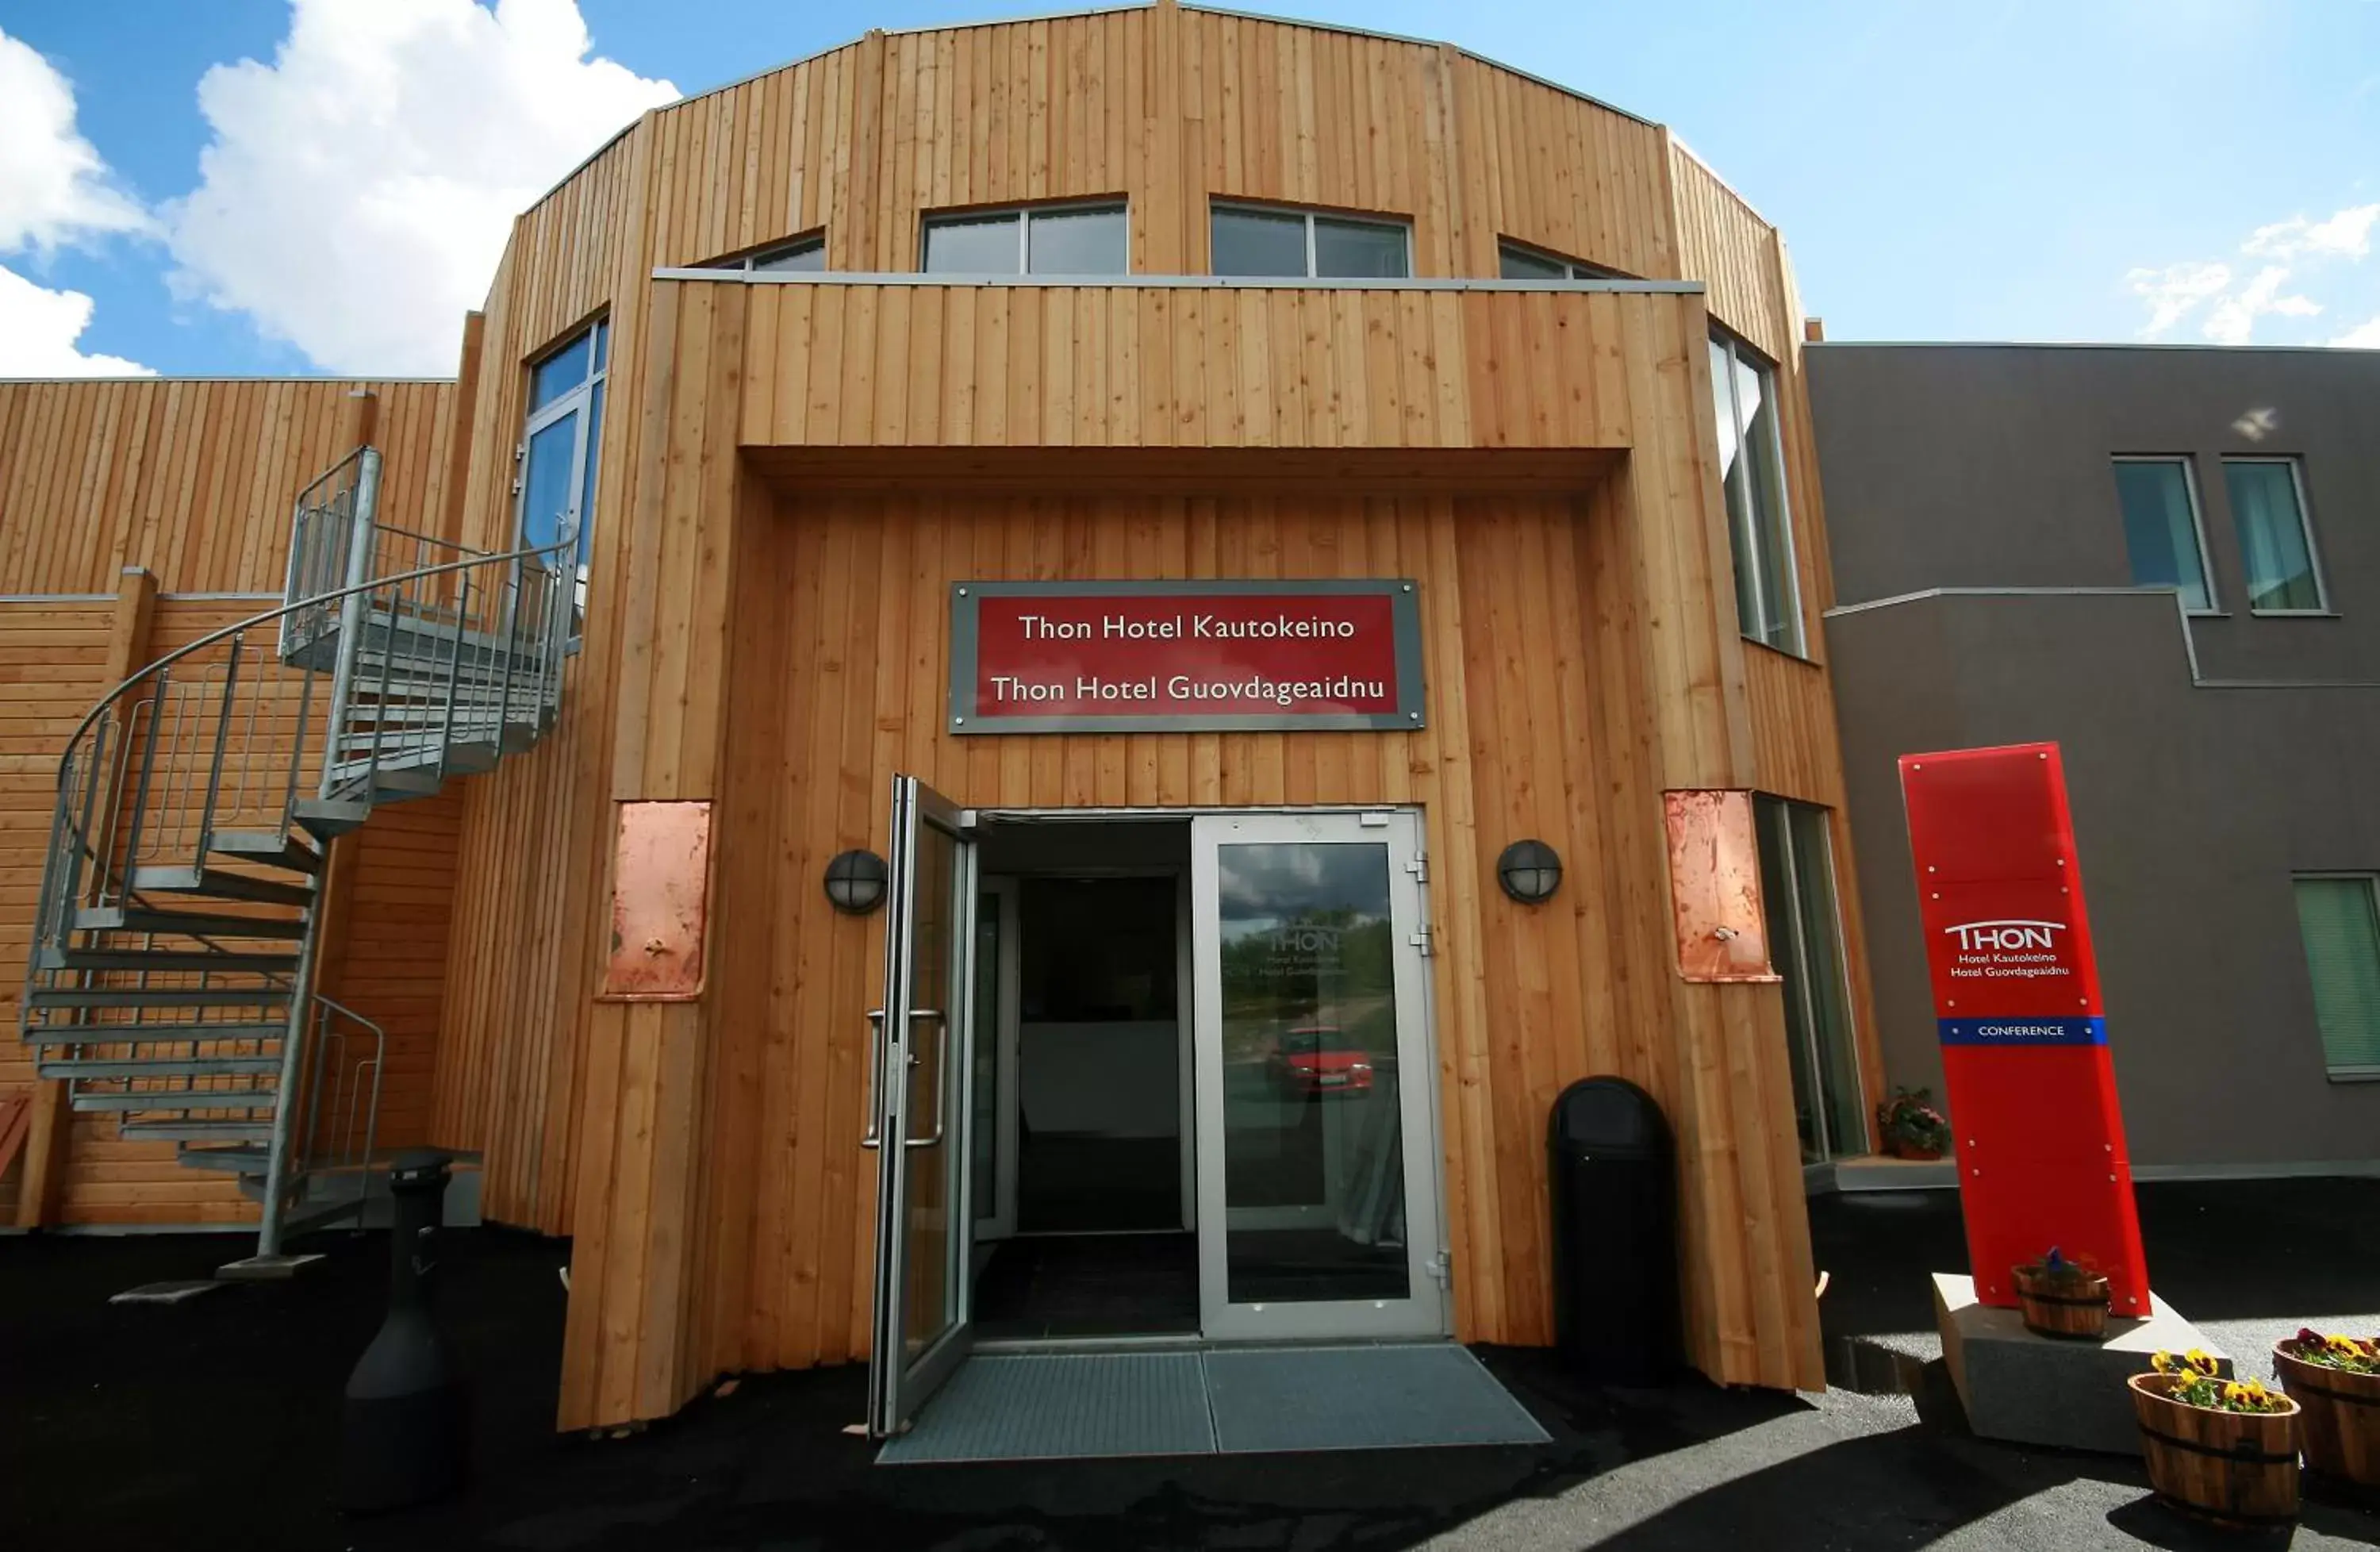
xmin=2224 ymin=457 xmax=2326 ymax=613
xmin=1497 ymin=240 xmax=1626 ymax=281
xmin=920 ymin=202 xmax=1127 ymax=275
xmin=2113 ymin=457 xmax=2215 ymax=612
xmin=519 ymin=317 xmax=606 ymax=645
xmin=2293 ymin=876 xmax=2380 ymax=1080
xmin=1210 ymin=202 xmax=1410 ymax=279
xmin=1710 ymin=330 xmax=1802 ymax=654
xmin=1755 ymin=797 xmax=1866 ymax=1162
xmin=701 ymin=233 xmax=825 ymax=273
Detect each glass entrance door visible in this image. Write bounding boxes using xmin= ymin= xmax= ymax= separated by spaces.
xmin=1190 ymin=810 xmax=1445 ymax=1341
xmin=866 ymin=775 xmax=978 ymax=1437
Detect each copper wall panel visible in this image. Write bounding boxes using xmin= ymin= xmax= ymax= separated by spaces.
xmin=602 ymin=801 xmax=712 ymax=1001
xmin=1664 ymin=789 xmax=1779 ymax=983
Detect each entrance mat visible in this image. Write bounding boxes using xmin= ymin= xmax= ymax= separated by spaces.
xmin=877 ymin=1343 xmax=1546 ymax=1464
xmin=876 ymin=1351 xmax=1215 ymax=1463
xmin=1203 ymin=1343 xmax=1550 ymax=1453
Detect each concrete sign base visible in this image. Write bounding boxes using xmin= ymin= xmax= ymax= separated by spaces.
xmin=1933 ymin=1273 xmax=2228 ymax=1455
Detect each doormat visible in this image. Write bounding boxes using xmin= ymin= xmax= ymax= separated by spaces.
xmin=877 ymin=1343 xmax=1548 ymax=1464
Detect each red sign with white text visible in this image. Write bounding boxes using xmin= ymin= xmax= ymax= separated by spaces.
xmin=950 ymin=581 xmax=1425 ymax=734
xmin=1899 ymin=743 xmax=2151 ymax=1315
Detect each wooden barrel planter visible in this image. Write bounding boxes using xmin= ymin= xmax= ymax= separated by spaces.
xmin=2012 ymin=1262 xmax=2109 ymax=1339
xmin=2273 ymin=1341 xmax=2380 ymax=1487
xmin=2129 ymin=1373 xmax=2301 ymax=1527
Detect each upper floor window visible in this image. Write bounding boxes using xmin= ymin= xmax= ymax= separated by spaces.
xmin=1211 ymin=202 xmax=1410 ymax=279
xmin=2223 ymin=456 xmax=2327 ymax=613
xmin=703 ymin=233 xmax=825 ymax=273
xmin=1710 ymin=328 xmax=1802 ymax=655
xmin=520 ymin=317 xmax=605 ymax=645
xmin=1497 ymin=240 xmax=1627 ymax=281
xmin=2293 ymin=874 xmax=2380 ymax=1080
xmin=2113 ymin=456 xmax=2215 ymax=613
xmin=921 ymin=202 xmax=1127 ymax=275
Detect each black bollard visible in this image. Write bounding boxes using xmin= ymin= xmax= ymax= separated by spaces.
xmin=340 ymin=1148 xmax=468 ymax=1513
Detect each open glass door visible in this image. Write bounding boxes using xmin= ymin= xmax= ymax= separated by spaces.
xmin=866 ymin=775 xmax=977 ymax=1437
xmin=1190 ymin=809 xmax=1447 ymax=1342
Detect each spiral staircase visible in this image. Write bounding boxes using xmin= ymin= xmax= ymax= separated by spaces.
xmin=18 ymin=448 xmax=570 ymax=1266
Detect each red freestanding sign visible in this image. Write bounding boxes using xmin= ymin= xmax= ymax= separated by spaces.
xmin=1898 ymin=743 xmax=2151 ymax=1316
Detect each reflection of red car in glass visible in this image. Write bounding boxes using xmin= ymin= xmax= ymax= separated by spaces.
xmin=1265 ymin=1025 xmax=1373 ymax=1095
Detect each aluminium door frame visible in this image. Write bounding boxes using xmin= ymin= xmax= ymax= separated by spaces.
xmin=1188 ymin=805 xmax=1450 ymax=1343
xmin=965 ymin=801 xmax=1451 ymax=1342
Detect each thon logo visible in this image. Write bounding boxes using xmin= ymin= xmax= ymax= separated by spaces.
xmin=1945 ymin=919 xmax=2064 ymax=953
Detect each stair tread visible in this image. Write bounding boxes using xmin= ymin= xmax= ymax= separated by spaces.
xmin=21 ymin=1021 xmax=287 ymax=1046
xmin=26 ymin=986 xmax=292 ymax=1010
xmin=71 ymin=1087 xmax=278 ymax=1112
xmin=72 ymin=906 xmax=309 ymax=939
xmin=121 ymin=1119 xmax=274 ymax=1142
xmin=40 ymin=1055 xmax=282 ymax=1078
xmin=39 ymin=947 xmax=299 ymax=974
xmin=128 ymin=865 xmax=315 ymax=909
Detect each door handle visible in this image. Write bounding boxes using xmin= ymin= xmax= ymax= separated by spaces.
xmin=861 ymin=1008 xmax=886 ymax=1149
xmin=904 ymin=1009 xmax=947 ymax=1151
xmin=862 ymin=1007 xmax=946 ymax=1150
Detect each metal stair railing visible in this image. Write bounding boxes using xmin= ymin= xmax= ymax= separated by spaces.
xmin=21 ymin=444 xmax=571 ymax=1257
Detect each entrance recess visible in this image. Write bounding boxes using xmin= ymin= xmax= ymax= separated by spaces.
xmin=866 ymin=776 xmax=978 ymax=1437
xmin=868 ymin=797 xmax=1449 ymax=1439
xmin=1191 ymin=810 xmax=1446 ymax=1341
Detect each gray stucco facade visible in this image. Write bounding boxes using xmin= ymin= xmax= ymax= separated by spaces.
xmin=1809 ymin=342 xmax=2380 ymax=1171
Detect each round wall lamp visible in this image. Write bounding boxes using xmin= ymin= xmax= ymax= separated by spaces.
xmin=1497 ymin=839 xmax=1564 ymax=905
xmin=823 ymin=848 xmax=889 ymax=915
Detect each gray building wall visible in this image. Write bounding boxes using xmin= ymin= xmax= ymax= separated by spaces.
xmin=1810 ymin=343 xmax=2380 ymax=1170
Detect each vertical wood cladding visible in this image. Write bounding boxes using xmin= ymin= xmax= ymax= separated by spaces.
xmin=0 ymin=5 xmax=1864 ymax=1415
xmin=522 ymin=279 xmax=1826 ymax=1426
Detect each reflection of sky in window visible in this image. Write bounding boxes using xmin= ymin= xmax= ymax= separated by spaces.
xmin=1217 ymin=843 xmax=1389 ymax=943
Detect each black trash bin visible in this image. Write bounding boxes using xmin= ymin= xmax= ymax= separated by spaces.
xmin=1547 ymin=1075 xmax=1679 ymax=1384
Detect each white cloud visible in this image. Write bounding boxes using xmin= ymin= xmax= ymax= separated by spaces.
xmin=165 ymin=0 xmax=677 ymax=375
xmin=0 ymin=264 xmax=153 ymax=376
xmin=2128 ymin=198 xmax=2380 ymax=347
xmin=0 ymin=27 xmax=155 ymax=252
xmin=2125 ymin=260 xmax=2231 ymax=337
xmin=2243 ymin=203 xmax=2380 ymax=262
xmin=2201 ymin=265 xmax=2321 ymax=347
xmin=2334 ymin=316 xmax=2380 ymax=348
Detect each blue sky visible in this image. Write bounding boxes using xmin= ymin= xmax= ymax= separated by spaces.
xmin=2 ymin=0 xmax=2374 ymax=378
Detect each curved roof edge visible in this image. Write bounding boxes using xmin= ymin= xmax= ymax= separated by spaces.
xmin=522 ymin=1 xmax=1668 ymax=219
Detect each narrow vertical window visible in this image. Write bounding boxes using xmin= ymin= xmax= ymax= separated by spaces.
xmin=2293 ymin=876 xmax=2380 ymax=1080
xmin=519 ymin=316 xmax=606 ymax=646
xmin=2225 ymin=457 xmax=2326 ymax=613
xmin=1754 ymin=796 xmax=1867 ymax=1161
xmin=1710 ymin=330 xmax=1803 ymax=654
xmin=2112 ymin=457 xmax=2214 ymax=611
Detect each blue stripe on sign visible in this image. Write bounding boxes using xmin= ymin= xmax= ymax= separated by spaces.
xmin=1937 ymin=1016 xmax=2106 ymax=1047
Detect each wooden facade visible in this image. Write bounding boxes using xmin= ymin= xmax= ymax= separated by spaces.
xmin=2 ymin=2 xmax=1876 ymax=1431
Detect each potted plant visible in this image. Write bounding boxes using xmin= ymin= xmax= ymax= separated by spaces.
xmin=2273 ymin=1328 xmax=2379 ymax=1487
xmin=1875 ymin=1086 xmax=1950 ymax=1161
xmin=2012 ymin=1246 xmax=2110 ymax=1339
xmin=2129 ymin=1349 xmax=2301 ymax=1527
